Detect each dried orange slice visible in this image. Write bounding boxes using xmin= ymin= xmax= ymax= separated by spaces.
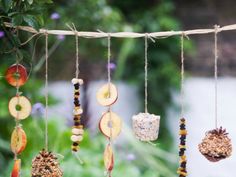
xmin=9 ymin=96 xmax=32 ymax=120
xmin=104 ymin=144 xmax=114 ymax=172
xmin=11 ymin=159 xmax=21 ymax=177
xmin=99 ymin=111 xmax=122 ymax=139
xmin=11 ymin=127 xmax=27 ymax=154
xmin=96 ymin=83 xmax=118 ymax=106
xmin=5 ymin=64 xmax=28 ymax=87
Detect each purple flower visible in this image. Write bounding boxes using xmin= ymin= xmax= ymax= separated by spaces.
xmin=107 ymin=62 xmax=116 ymax=70
xmin=57 ymin=34 xmax=65 ymax=41
xmin=126 ymin=153 xmax=136 ymax=161
xmin=50 ymin=12 xmax=60 ymax=20
xmin=0 ymin=31 xmax=5 ymax=38
xmin=31 ymin=103 xmax=45 ymax=118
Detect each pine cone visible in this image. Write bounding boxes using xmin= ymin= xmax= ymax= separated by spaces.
xmin=198 ymin=127 xmax=232 ymax=162
xmin=31 ymin=149 xmax=63 ymax=177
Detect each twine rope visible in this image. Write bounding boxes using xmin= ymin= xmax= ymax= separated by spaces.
xmin=180 ymin=33 xmax=185 ymax=118
xmin=45 ymin=32 xmax=49 ymax=151
xmin=144 ymin=34 xmax=148 ymax=113
xmin=5 ymin=22 xmax=236 ymax=38
xmin=214 ymin=25 xmax=219 ymax=128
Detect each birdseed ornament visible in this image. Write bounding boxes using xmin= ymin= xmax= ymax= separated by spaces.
xmin=198 ymin=127 xmax=232 ymax=162
xmin=5 ymin=61 xmax=31 ymax=177
xmin=132 ymin=35 xmax=160 ymax=142
xmin=31 ymin=34 xmax=62 ymax=176
xmin=96 ymin=35 xmax=122 ymax=177
xmin=31 ymin=149 xmax=63 ymax=177
xmin=198 ymin=25 xmax=233 ymax=162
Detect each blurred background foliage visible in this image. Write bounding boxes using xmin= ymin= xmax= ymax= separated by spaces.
xmin=0 ymin=0 xmax=192 ymax=176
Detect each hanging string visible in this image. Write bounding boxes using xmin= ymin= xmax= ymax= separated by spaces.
xmin=107 ymin=34 xmax=111 ymax=87
xmin=45 ymin=32 xmax=49 ymax=151
xmin=180 ymin=33 xmax=185 ymax=118
xmin=214 ymin=25 xmax=219 ymax=128
xmin=144 ymin=34 xmax=148 ymax=113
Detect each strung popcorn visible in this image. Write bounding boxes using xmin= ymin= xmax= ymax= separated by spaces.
xmin=71 ymin=78 xmax=84 ymax=153
xmin=132 ymin=113 xmax=160 ymax=141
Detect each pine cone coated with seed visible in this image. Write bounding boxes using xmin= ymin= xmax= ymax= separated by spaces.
xmin=31 ymin=149 xmax=63 ymax=177
xmin=198 ymin=127 xmax=232 ymax=162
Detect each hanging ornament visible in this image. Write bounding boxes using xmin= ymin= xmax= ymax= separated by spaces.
xmin=68 ymin=25 xmax=86 ymax=156
xmin=5 ymin=53 xmax=31 ymax=176
xmin=31 ymin=34 xmax=63 ymax=176
xmin=96 ymin=34 xmax=122 ymax=177
xmin=5 ymin=64 xmax=28 ymax=87
xmin=11 ymin=159 xmax=21 ymax=177
xmin=31 ymin=149 xmax=63 ymax=177
xmin=198 ymin=26 xmax=232 ymax=162
xmin=177 ymin=34 xmax=188 ymax=177
xmin=8 ymin=95 xmax=32 ymax=120
xmin=132 ymin=34 xmax=160 ymax=142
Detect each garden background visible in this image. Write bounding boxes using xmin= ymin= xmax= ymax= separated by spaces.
xmin=1 ymin=0 xmax=236 ymax=177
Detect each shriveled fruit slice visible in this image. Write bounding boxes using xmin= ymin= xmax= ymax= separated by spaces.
xmin=11 ymin=127 xmax=27 ymax=154
xmin=99 ymin=111 xmax=122 ymax=139
xmin=9 ymin=96 xmax=32 ymax=120
xmin=104 ymin=144 xmax=114 ymax=172
xmin=11 ymin=159 xmax=21 ymax=177
xmin=5 ymin=64 xmax=28 ymax=87
xmin=96 ymin=83 xmax=118 ymax=106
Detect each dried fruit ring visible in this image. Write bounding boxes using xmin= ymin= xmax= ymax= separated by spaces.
xmin=99 ymin=111 xmax=122 ymax=139
xmin=9 ymin=96 xmax=32 ymax=120
xmin=5 ymin=64 xmax=28 ymax=87
xmin=96 ymin=83 xmax=118 ymax=106
xmin=104 ymin=144 xmax=114 ymax=173
xmin=11 ymin=159 xmax=21 ymax=177
xmin=11 ymin=127 xmax=27 ymax=155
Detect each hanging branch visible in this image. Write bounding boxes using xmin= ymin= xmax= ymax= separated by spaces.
xmin=4 ymin=22 xmax=236 ymax=38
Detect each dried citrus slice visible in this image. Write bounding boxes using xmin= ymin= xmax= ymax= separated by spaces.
xmin=11 ymin=159 xmax=21 ymax=177
xmin=96 ymin=83 xmax=118 ymax=106
xmin=104 ymin=144 xmax=114 ymax=172
xmin=99 ymin=111 xmax=122 ymax=139
xmin=11 ymin=127 xmax=27 ymax=154
xmin=5 ymin=64 xmax=28 ymax=87
xmin=9 ymin=96 xmax=32 ymax=120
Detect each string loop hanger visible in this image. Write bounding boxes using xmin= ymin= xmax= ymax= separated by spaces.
xmin=179 ymin=32 xmax=189 ymax=118
xmin=131 ymin=33 xmax=161 ymax=143
xmin=67 ymin=23 xmax=80 ymax=78
xmin=214 ymin=25 xmax=220 ymax=129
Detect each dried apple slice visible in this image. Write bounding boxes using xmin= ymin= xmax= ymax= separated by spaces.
xmin=104 ymin=144 xmax=114 ymax=172
xmin=99 ymin=111 xmax=122 ymax=139
xmin=9 ymin=96 xmax=32 ymax=120
xmin=96 ymin=83 xmax=118 ymax=106
xmin=5 ymin=64 xmax=28 ymax=87
xmin=11 ymin=159 xmax=21 ymax=177
xmin=11 ymin=127 xmax=27 ymax=154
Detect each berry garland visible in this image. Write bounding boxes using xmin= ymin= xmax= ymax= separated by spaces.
xmin=177 ymin=118 xmax=187 ymax=177
xmin=71 ymin=78 xmax=84 ymax=152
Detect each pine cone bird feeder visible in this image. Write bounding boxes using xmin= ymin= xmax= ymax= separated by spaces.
xmin=198 ymin=127 xmax=232 ymax=162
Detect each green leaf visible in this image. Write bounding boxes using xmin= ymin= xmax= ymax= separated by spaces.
xmin=2 ymin=0 xmax=12 ymax=12
xmin=12 ymin=14 xmax=23 ymax=26
xmin=23 ymin=15 xmax=40 ymax=30
xmin=27 ymin=0 xmax=34 ymax=5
